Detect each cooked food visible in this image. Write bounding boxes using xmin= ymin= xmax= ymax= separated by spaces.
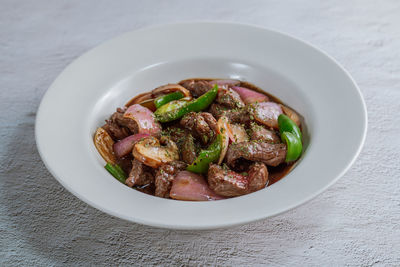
xmin=94 ymin=78 xmax=304 ymax=201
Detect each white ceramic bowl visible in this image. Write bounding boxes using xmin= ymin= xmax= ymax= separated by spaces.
xmin=35 ymin=22 xmax=367 ymax=229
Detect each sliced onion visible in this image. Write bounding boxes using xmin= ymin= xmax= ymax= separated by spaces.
xmin=125 ymin=92 xmax=152 ymax=107
xmin=280 ymin=104 xmax=301 ymax=127
xmin=217 ymin=116 xmax=233 ymax=164
xmin=151 ymin=84 xmax=192 ymax=98
xmin=123 ymin=104 xmax=161 ymax=136
xmin=209 ymin=79 xmax=240 ymax=88
xmin=231 ymin=86 xmax=269 ymax=104
xmin=230 ymin=124 xmax=249 ymax=143
xmin=170 ymin=171 xmax=225 ymax=201
xmin=249 ymin=102 xmax=282 ymax=129
xmin=138 ymin=98 xmax=156 ymax=112
xmin=94 ymin=127 xmax=116 ymax=164
xmin=113 ymin=133 xmax=150 ymax=158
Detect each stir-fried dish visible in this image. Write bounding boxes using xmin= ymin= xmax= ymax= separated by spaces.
xmin=94 ymin=79 xmax=304 ymax=201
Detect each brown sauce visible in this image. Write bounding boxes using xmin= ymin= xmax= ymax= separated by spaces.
xmin=268 ymin=163 xmax=296 ymax=185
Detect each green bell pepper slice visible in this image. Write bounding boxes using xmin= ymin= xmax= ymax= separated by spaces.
xmin=280 ymin=132 xmax=302 ymax=162
xmin=154 ymin=99 xmax=188 ymax=116
xmin=187 ymin=134 xmax=222 ymax=174
xmin=105 ymin=163 xmax=127 ymax=183
xmin=278 ymin=114 xmax=303 ymax=162
xmin=278 ymin=114 xmax=302 ymax=140
xmin=155 ymin=85 xmax=219 ymax=123
xmin=154 ymin=91 xmax=184 ymax=109
xmin=186 ymin=84 xmax=218 ymax=113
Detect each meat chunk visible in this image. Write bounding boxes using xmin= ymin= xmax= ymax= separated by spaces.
xmin=207 ymin=164 xmax=247 ymax=197
xmin=155 ymin=161 xmax=187 ymax=198
xmin=208 ymin=103 xmax=252 ymax=125
xmin=125 ymin=159 xmax=154 ymax=187
xmin=207 ymin=162 xmax=269 ymax=197
xmin=226 ymin=141 xmax=287 ymax=167
xmin=102 ymin=121 xmax=129 ymax=141
xmin=102 ymin=108 xmax=138 ymax=140
xmin=247 ymin=162 xmax=269 ymax=192
xmin=180 ymin=112 xmax=218 ymax=144
xmin=208 ymin=103 xmax=229 ymax=119
xmin=111 ymin=108 xmax=138 ymax=133
xmin=250 ymin=123 xmax=281 ymax=143
xmin=200 ymin=112 xmax=218 ymax=133
xmin=179 ymin=79 xmax=212 ymax=97
xmin=116 ymin=156 xmax=133 ymax=174
xmin=216 ymin=88 xmax=245 ymax=109
xmin=161 ymin=127 xmax=197 ymax=163
xmin=224 ymin=108 xmax=252 ymax=125
xmin=102 ymin=118 xmax=129 ymax=141
xmin=181 ymin=134 xmax=197 ymax=164
xmin=162 ymin=126 xmax=187 ymax=144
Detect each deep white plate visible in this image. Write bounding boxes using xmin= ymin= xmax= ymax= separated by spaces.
xmin=35 ymin=22 xmax=367 ymax=230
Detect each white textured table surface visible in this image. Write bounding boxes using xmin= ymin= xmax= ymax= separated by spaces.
xmin=1 ymin=0 xmax=400 ymax=266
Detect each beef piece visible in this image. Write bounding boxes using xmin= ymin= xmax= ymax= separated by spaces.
xmin=181 ymin=134 xmax=197 ymax=164
xmin=200 ymin=112 xmax=218 ymax=132
xmin=207 ymin=162 xmax=269 ymax=197
xmin=102 ymin=108 xmax=138 ymax=140
xmin=111 ymin=108 xmax=138 ymax=133
xmin=250 ymin=123 xmax=281 ymax=143
xmin=224 ymin=108 xmax=252 ymax=125
xmin=162 ymin=126 xmax=187 ymax=144
xmin=207 ymin=164 xmax=247 ymax=197
xmin=126 ymin=159 xmax=154 ymax=187
xmin=208 ymin=103 xmax=252 ymax=125
xmin=216 ymin=88 xmax=244 ymax=109
xmin=179 ymin=79 xmax=212 ymax=97
xmin=208 ymin=103 xmax=229 ymax=119
xmin=180 ymin=112 xmax=218 ymax=144
xmin=117 ymin=156 xmax=133 ymax=174
xmin=226 ymin=141 xmax=287 ymax=167
xmin=102 ymin=120 xmax=130 ymax=141
xmin=155 ymin=161 xmax=187 ymax=198
xmin=247 ymin=162 xmax=269 ymax=192
xmin=161 ymin=127 xmax=197 ymax=163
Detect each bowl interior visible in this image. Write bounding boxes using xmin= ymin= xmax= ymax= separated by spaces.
xmin=36 ymin=23 xmax=366 ymax=229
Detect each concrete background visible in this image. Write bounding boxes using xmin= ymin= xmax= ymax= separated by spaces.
xmin=1 ymin=0 xmax=399 ymax=266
